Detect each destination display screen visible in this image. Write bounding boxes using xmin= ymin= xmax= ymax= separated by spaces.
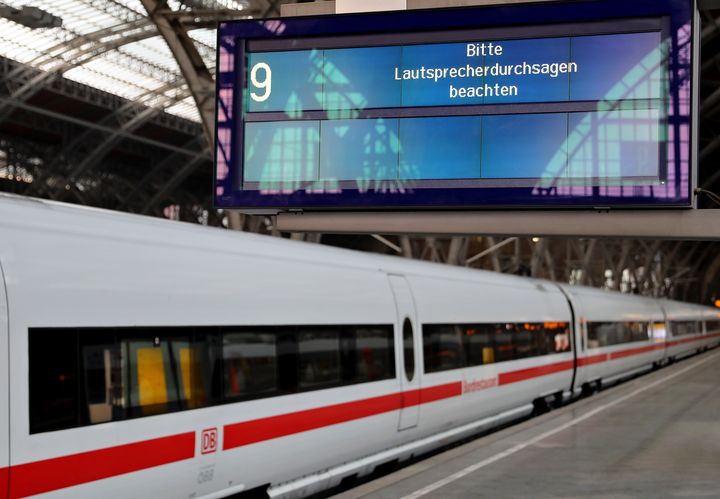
xmin=215 ymin=0 xmax=694 ymax=211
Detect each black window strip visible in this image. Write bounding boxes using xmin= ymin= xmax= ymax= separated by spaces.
xmin=28 ymin=324 xmax=395 ymax=434
xmin=586 ymin=321 xmax=651 ymax=348
xmin=670 ymin=320 xmax=702 ymax=337
xmin=422 ymin=321 xmax=571 ymax=374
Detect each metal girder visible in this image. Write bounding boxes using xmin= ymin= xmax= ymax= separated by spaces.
xmin=140 ymin=0 xmax=216 ymax=147
xmin=0 ymin=21 xmax=162 ymax=125
xmin=701 ymin=12 xmax=720 ymax=44
xmin=700 ymin=135 xmax=720 ymax=164
xmin=45 ymin=106 xmax=163 ymax=199
xmin=141 ymin=149 xmax=210 ymax=214
xmin=263 ymin=0 xmax=285 ymax=17
xmin=25 ymin=77 xmax=199 ymax=200
xmin=119 ymin=135 xmax=207 ymax=210
xmin=0 ymin=1 xmax=240 ymax=128
xmin=0 ymin=95 xmax=204 ymax=159
xmin=699 ymin=85 xmax=720 ymax=121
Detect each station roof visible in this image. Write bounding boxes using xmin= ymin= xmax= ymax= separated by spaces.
xmin=0 ymin=0 xmax=251 ymax=122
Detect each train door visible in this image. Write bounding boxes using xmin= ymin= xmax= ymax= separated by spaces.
xmin=0 ymin=262 xmax=8 ymax=499
xmin=388 ymin=275 xmax=420 ymax=431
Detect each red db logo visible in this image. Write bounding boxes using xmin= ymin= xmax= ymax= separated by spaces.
xmin=201 ymin=428 xmax=218 ymax=454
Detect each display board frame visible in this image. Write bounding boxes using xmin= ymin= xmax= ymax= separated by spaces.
xmin=215 ymin=0 xmax=697 ymax=213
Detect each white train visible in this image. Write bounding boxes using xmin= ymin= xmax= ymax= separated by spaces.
xmin=0 ymin=193 xmax=717 ymax=499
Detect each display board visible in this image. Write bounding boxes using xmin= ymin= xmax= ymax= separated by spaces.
xmin=215 ymin=0 xmax=695 ymax=212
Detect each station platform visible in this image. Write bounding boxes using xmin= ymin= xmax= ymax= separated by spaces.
xmin=334 ymin=350 xmax=720 ymax=499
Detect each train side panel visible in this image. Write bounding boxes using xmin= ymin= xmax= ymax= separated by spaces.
xmin=0 ymin=259 xmax=8 ymax=499
xmin=2 ymin=207 xmax=401 ymax=498
xmin=562 ymin=287 xmax=665 ymax=389
xmin=408 ymin=276 xmax=573 ymax=437
xmin=661 ymin=300 xmax=717 ymax=359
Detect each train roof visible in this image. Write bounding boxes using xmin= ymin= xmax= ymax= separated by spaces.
xmin=0 ymin=193 xmax=716 ymax=315
xmin=0 ymin=193 xmax=544 ymax=290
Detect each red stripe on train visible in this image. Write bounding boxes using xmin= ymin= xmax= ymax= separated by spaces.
xmin=498 ymin=360 xmax=574 ymax=385
xmin=577 ymin=353 xmax=608 ymax=366
xmin=667 ymin=332 xmax=720 ymax=347
xmin=223 ymin=382 xmax=463 ymax=450
xmin=1 ymin=467 xmax=8 ymax=499
xmin=610 ymin=343 xmax=664 ymax=359
xmin=8 ymin=432 xmax=194 ymax=498
xmin=420 ymin=382 xmax=463 ymax=403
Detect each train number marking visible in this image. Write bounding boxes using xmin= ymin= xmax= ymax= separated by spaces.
xmin=197 ymin=466 xmax=215 ymax=485
xmin=201 ymin=428 xmax=218 ymax=454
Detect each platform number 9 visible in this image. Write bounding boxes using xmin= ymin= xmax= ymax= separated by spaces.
xmin=250 ymin=62 xmax=272 ymax=102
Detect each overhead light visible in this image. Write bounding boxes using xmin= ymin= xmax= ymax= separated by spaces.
xmin=0 ymin=5 xmax=62 ymax=29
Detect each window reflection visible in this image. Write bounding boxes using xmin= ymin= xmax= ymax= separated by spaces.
xmin=423 ymin=321 xmax=571 ymax=374
xmin=586 ymin=321 xmax=651 ymax=348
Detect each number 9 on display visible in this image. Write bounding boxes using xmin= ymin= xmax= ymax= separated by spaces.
xmin=250 ymin=62 xmax=272 ymax=102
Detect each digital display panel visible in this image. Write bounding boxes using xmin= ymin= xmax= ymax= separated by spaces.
xmin=215 ymin=0 xmax=695 ymax=211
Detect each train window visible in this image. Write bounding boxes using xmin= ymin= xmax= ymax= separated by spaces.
xmin=347 ymin=326 xmax=396 ymax=383
xmin=706 ymin=321 xmax=720 ymax=333
xmin=629 ymin=322 xmax=650 ymax=342
xmin=124 ymin=330 xmax=193 ymax=417
xmin=29 ymin=324 xmax=394 ymax=434
xmin=223 ymin=330 xmax=278 ymax=400
xmin=671 ymin=321 xmax=701 ymax=336
xmin=29 ymin=329 xmax=79 ymax=434
xmin=298 ymin=328 xmax=341 ymax=388
xmin=423 ymin=325 xmax=465 ymax=373
xmin=189 ymin=331 xmax=223 ymax=407
xmin=512 ymin=324 xmax=538 ymax=360
xmin=651 ymin=322 xmax=668 ymax=339
xmin=403 ymin=318 xmax=415 ymax=382
xmin=541 ymin=322 xmax=572 ymax=354
xmin=587 ymin=322 xmax=619 ymax=347
xmin=464 ymin=326 xmax=494 ymax=366
xmin=421 ymin=322 xmax=570 ymax=374
xmin=586 ymin=321 xmax=650 ymax=347
xmin=79 ymin=329 xmax=122 ymax=425
xmin=492 ymin=324 xmax=515 ymax=362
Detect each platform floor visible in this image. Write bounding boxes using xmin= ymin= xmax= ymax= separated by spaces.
xmin=334 ymin=350 xmax=720 ymax=499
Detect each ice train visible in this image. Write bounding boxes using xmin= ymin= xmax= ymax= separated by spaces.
xmin=0 ymin=193 xmax=717 ymax=499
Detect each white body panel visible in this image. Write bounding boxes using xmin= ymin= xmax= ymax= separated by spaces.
xmin=0 ymin=194 xmax=716 ymax=499
xmin=0 ymin=257 xmax=8 ymax=499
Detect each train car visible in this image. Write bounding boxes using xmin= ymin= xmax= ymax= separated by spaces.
xmin=0 ymin=193 xmax=716 ymax=499
xmin=661 ymin=299 xmax=720 ymax=360
xmin=559 ymin=285 xmax=667 ymax=391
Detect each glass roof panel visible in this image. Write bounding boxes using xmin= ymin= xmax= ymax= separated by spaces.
xmin=0 ymin=0 xmax=248 ymax=122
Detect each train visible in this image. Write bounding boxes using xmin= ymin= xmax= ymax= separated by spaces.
xmin=0 ymin=192 xmax=718 ymax=499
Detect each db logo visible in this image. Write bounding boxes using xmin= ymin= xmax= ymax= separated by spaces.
xmin=201 ymin=428 xmax=218 ymax=454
